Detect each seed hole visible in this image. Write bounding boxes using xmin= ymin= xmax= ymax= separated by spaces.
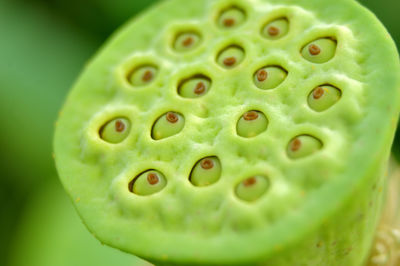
xmin=151 ymin=111 xmax=185 ymax=140
xmin=129 ymin=170 xmax=167 ymax=196
xmin=287 ymin=135 xmax=323 ymax=159
xmin=237 ymin=110 xmax=268 ymax=138
xmin=262 ymin=18 xmax=289 ymax=40
xmin=178 ymin=75 xmax=212 ymax=98
xmin=308 ymin=85 xmax=342 ymax=112
xmin=127 ymin=65 xmax=158 ymax=87
xmin=218 ymin=6 xmax=246 ymax=29
xmin=173 ymin=31 xmax=201 ymax=52
xmin=254 ymin=66 xmax=287 ymax=90
xmin=235 ymin=175 xmax=270 ymax=202
xmin=301 ymin=38 xmax=337 ymax=64
xmin=190 ymin=156 xmax=221 ymax=187
xmin=217 ymin=45 xmax=245 ymax=69
xmin=99 ymin=117 xmax=131 ymax=144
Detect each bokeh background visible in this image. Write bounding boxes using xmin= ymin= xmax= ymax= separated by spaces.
xmin=0 ymin=0 xmax=398 ymax=265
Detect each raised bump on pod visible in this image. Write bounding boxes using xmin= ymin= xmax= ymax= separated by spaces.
xmin=262 ymin=18 xmax=289 ymax=40
xmin=178 ymin=75 xmax=211 ymax=98
xmin=287 ymin=135 xmax=322 ymax=159
xmin=254 ymin=66 xmax=287 ymax=90
xmin=190 ymin=156 xmax=222 ymax=187
xmin=237 ymin=110 xmax=268 ymax=138
xmin=217 ymin=45 xmax=245 ymax=69
xmin=301 ymin=38 xmax=337 ymax=64
xmin=235 ymin=175 xmax=270 ymax=202
xmin=151 ymin=112 xmax=185 ymax=140
xmin=128 ymin=65 xmax=158 ymax=86
xmin=99 ymin=117 xmax=131 ymax=144
xmin=129 ymin=170 xmax=167 ymax=196
xmin=308 ymin=85 xmax=341 ymax=112
xmin=218 ymin=7 xmax=246 ymax=29
xmin=174 ymin=32 xmax=201 ymax=52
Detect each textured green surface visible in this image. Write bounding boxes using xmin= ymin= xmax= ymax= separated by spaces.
xmin=54 ymin=0 xmax=400 ymax=265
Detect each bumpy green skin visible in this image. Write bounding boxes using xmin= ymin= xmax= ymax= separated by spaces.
xmin=54 ymin=0 xmax=400 ymax=265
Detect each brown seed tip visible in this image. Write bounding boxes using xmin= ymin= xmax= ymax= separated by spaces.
xmin=166 ymin=112 xmax=179 ymax=123
xmin=243 ymin=111 xmax=259 ymax=121
xmin=291 ymin=138 xmax=302 ymax=152
xmin=268 ymin=26 xmax=280 ymax=36
xmin=223 ymin=18 xmax=235 ymax=27
xmin=223 ymin=57 xmax=237 ymax=66
xmin=194 ymin=82 xmax=206 ymax=95
xmin=182 ymin=36 xmax=194 ymax=47
xmin=309 ymin=44 xmax=321 ymax=56
xmin=147 ymin=173 xmax=159 ymax=185
xmin=115 ymin=120 xmax=125 ymax=132
xmin=243 ymin=177 xmax=257 ymax=187
xmin=142 ymin=70 xmax=153 ymax=82
xmin=257 ymin=70 xmax=268 ymax=82
xmin=313 ymin=87 xmax=325 ymax=99
xmin=201 ymin=159 xmax=214 ymax=170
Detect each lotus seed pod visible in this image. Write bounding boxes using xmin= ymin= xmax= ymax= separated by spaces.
xmin=254 ymin=66 xmax=287 ymax=90
xmin=190 ymin=157 xmax=222 ymax=187
xmin=130 ymin=170 xmax=167 ymax=196
xmin=301 ymin=38 xmax=337 ymax=64
xmin=217 ymin=45 xmax=244 ymax=69
xmin=178 ymin=76 xmax=211 ymax=98
xmin=308 ymin=85 xmax=342 ymax=112
xmin=99 ymin=118 xmax=130 ymax=144
xmin=262 ymin=18 xmax=289 ymax=40
xmin=174 ymin=32 xmax=201 ymax=52
xmin=235 ymin=175 xmax=270 ymax=202
xmin=128 ymin=65 xmax=157 ymax=86
xmin=151 ymin=112 xmax=185 ymax=140
xmin=287 ymin=135 xmax=323 ymax=159
xmin=237 ymin=110 xmax=268 ymax=138
xmin=54 ymin=0 xmax=400 ymax=265
xmin=218 ymin=7 xmax=246 ymax=29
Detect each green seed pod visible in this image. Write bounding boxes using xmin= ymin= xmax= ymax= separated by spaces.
xmin=253 ymin=66 xmax=287 ymax=90
xmin=237 ymin=111 xmax=268 ymax=138
xmin=178 ymin=76 xmax=211 ymax=98
xmin=151 ymin=112 xmax=185 ymax=140
xmin=287 ymin=135 xmax=323 ymax=159
xmin=301 ymin=38 xmax=337 ymax=64
xmin=262 ymin=18 xmax=289 ymax=40
xmin=217 ymin=45 xmax=245 ymax=69
xmin=99 ymin=118 xmax=130 ymax=144
xmin=174 ymin=32 xmax=201 ymax=52
xmin=130 ymin=170 xmax=167 ymax=196
xmin=128 ymin=65 xmax=157 ymax=86
xmin=190 ymin=156 xmax=222 ymax=187
xmin=235 ymin=175 xmax=270 ymax=202
xmin=218 ymin=7 xmax=246 ymax=29
xmin=308 ymin=85 xmax=342 ymax=112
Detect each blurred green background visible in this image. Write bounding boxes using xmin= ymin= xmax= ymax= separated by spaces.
xmin=0 ymin=0 xmax=398 ymax=265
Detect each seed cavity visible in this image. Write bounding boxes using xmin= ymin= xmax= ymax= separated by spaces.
xmin=129 ymin=170 xmax=167 ymax=196
xmin=152 ymin=112 xmax=185 ymax=140
xmin=235 ymin=175 xmax=270 ymax=202
xmin=128 ymin=65 xmax=158 ymax=87
xmin=174 ymin=32 xmax=201 ymax=52
xmin=99 ymin=117 xmax=131 ymax=144
xmin=287 ymin=135 xmax=323 ymax=159
xmin=237 ymin=110 xmax=268 ymax=138
xmin=178 ymin=75 xmax=211 ymax=98
xmin=190 ymin=156 xmax=222 ymax=187
xmin=308 ymin=85 xmax=342 ymax=112
xmin=217 ymin=45 xmax=245 ymax=69
xmin=262 ymin=18 xmax=289 ymax=40
xmin=218 ymin=7 xmax=246 ymax=29
xmin=254 ymin=66 xmax=287 ymax=90
xmin=301 ymin=38 xmax=337 ymax=64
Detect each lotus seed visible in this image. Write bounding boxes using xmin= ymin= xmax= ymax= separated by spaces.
xmin=237 ymin=111 xmax=268 ymax=138
xmin=262 ymin=18 xmax=289 ymax=40
xmin=152 ymin=112 xmax=185 ymax=140
xmin=217 ymin=46 xmax=245 ymax=69
xmin=128 ymin=65 xmax=158 ymax=86
xmin=99 ymin=118 xmax=130 ymax=144
xmin=129 ymin=170 xmax=167 ymax=196
xmin=235 ymin=175 xmax=270 ymax=202
xmin=287 ymin=135 xmax=323 ymax=159
xmin=254 ymin=66 xmax=287 ymax=90
xmin=190 ymin=156 xmax=221 ymax=187
xmin=178 ymin=76 xmax=211 ymax=98
xmin=301 ymin=38 xmax=337 ymax=64
xmin=218 ymin=7 xmax=245 ymax=29
xmin=308 ymin=85 xmax=341 ymax=112
xmin=174 ymin=32 xmax=201 ymax=52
